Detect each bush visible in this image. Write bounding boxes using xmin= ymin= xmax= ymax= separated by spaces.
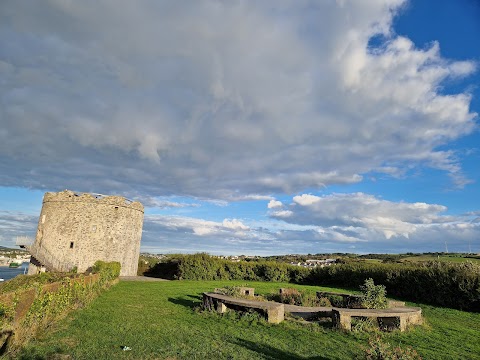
xmin=364 ymin=336 xmax=422 ymax=359
xmin=277 ymin=289 xmax=303 ymax=305
xmin=317 ymin=297 xmax=332 ymax=307
xmin=324 ymin=294 xmax=344 ymax=307
xmin=92 ymin=261 xmax=121 ymax=283
xmin=308 ymin=261 xmax=480 ymax=311
xmin=268 ymin=288 xmax=326 ymax=307
xmin=352 ymin=317 xmax=378 ymax=333
xmin=214 ymin=286 xmax=255 ymax=299
xmin=150 ymin=253 xmax=480 ymax=311
xmin=360 ymin=278 xmax=388 ymax=309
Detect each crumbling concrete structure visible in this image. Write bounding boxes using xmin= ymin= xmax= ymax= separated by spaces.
xmin=27 ymin=190 xmax=144 ymax=276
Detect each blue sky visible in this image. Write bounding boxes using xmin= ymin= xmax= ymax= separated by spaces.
xmin=0 ymin=0 xmax=479 ymax=255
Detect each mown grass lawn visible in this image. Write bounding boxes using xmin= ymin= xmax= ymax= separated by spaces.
xmin=16 ymin=280 xmax=480 ymax=360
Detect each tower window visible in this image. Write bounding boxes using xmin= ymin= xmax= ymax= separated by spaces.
xmin=70 ymin=242 xmax=74 ymax=249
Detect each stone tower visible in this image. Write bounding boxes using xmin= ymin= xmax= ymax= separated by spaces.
xmin=28 ymin=190 xmax=144 ymax=276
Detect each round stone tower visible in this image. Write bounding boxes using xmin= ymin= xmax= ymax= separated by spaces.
xmin=29 ymin=190 xmax=144 ymax=276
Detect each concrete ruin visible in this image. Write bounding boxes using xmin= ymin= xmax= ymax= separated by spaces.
xmin=202 ymin=287 xmax=423 ymax=332
xmin=26 ymin=190 xmax=144 ymax=277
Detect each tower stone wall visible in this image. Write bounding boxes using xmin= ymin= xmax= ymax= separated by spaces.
xmin=30 ymin=190 xmax=144 ymax=276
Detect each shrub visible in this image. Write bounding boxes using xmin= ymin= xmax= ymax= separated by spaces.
xmin=92 ymin=261 xmax=121 ymax=283
xmin=352 ymin=317 xmax=378 ymax=333
xmin=360 ymin=278 xmax=388 ymax=309
xmin=324 ymin=294 xmax=344 ymax=307
xmin=317 ymin=297 xmax=332 ymax=307
xmin=214 ymin=286 xmax=254 ymax=299
xmin=268 ymin=289 xmax=325 ymax=307
xmin=278 ymin=289 xmax=303 ymax=305
xmin=150 ymin=253 xmax=480 ymax=311
xmin=364 ymin=336 xmax=422 ymax=359
xmin=308 ymin=261 xmax=480 ymax=311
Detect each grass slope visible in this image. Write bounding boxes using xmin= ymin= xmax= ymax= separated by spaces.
xmin=17 ymin=280 xmax=480 ymax=360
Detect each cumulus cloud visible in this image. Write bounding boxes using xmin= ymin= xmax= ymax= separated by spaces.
xmin=146 ymin=216 xmax=253 ymax=238
xmin=0 ymin=0 xmax=476 ymax=199
xmin=139 ymin=205 xmax=480 ymax=254
xmin=142 ymin=215 xmax=280 ymax=254
xmin=0 ymin=211 xmax=38 ymax=247
xmin=133 ymin=196 xmax=200 ymax=209
xmin=272 ymin=192 xmax=449 ymax=238
xmin=293 ymin=194 xmax=321 ymax=206
xmin=268 ymin=192 xmax=480 ymax=253
xmin=267 ymin=199 xmax=283 ymax=209
xmin=222 ymin=219 xmax=249 ymax=231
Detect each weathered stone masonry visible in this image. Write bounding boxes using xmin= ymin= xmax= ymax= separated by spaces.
xmin=28 ymin=190 xmax=144 ymax=277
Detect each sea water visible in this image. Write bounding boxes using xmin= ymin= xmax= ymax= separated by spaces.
xmin=0 ymin=262 xmax=29 ymax=281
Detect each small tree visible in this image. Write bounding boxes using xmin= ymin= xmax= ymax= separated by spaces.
xmin=360 ymin=278 xmax=387 ymax=309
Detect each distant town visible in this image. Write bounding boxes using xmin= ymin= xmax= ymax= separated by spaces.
xmin=139 ymin=251 xmax=480 ymax=269
xmin=0 ymin=247 xmax=30 ymax=266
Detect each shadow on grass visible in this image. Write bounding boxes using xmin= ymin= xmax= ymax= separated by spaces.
xmin=0 ymin=330 xmax=13 ymax=356
xmin=231 ymin=338 xmax=331 ymax=360
xmin=142 ymin=261 xmax=178 ymax=280
xmin=168 ymin=296 xmax=202 ymax=309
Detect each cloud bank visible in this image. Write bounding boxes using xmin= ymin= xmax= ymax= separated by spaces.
xmin=269 ymin=193 xmax=479 ymax=253
xmin=0 ymin=0 xmax=476 ymax=201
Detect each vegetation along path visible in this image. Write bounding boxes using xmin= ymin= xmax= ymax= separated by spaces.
xmin=17 ymin=280 xmax=480 ymax=359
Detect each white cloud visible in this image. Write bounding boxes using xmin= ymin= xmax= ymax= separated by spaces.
xmin=146 ymin=215 xmax=252 ymax=238
xmin=0 ymin=0 xmax=476 ymax=199
xmin=141 ymin=214 xmax=284 ymax=255
xmin=222 ymin=219 xmax=249 ymax=231
xmin=0 ymin=211 xmax=38 ymax=247
xmin=271 ymin=210 xmax=294 ymax=218
xmin=267 ymin=199 xmax=283 ymax=209
xmin=270 ymin=192 xmax=466 ymax=241
xmin=293 ymin=194 xmax=321 ymax=206
xmin=263 ymin=192 xmax=480 ymax=253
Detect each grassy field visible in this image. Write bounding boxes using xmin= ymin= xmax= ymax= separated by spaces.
xmin=15 ymin=280 xmax=480 ymax=360
xmin=400 ymin=255 xmax=480 ymax=264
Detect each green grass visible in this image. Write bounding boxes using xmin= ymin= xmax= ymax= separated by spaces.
xmin=401 ymin=255 xmax=480 ymax=264
xmin=15 ymin=280 xmax=480 ymax=360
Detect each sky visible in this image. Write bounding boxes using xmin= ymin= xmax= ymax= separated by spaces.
xmin=0 ymin=0 xmax=479 ymax=255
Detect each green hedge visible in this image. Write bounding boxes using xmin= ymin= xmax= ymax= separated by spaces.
xmin=146 ymin=253 xmax=310 ymax=282
xmin=306 ymin=261 xmax=480 ymax=311
xmin=147 ymin=254 xmax=480 ymax=311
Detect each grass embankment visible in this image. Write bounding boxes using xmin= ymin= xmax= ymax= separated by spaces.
xmin=17 ymin=280 xmax=480 ymax=360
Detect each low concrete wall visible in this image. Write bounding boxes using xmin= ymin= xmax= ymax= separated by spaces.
xmin=332 ymin=307 xmax=422 ymax=332
xmin=203 ymin=292 xmax=284 ymax=324
xmin=202 ymin=288 xmax=421 ymax=332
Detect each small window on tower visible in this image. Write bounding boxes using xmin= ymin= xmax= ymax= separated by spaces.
xmin=70 ymin=242 xmax=74 ymax=249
